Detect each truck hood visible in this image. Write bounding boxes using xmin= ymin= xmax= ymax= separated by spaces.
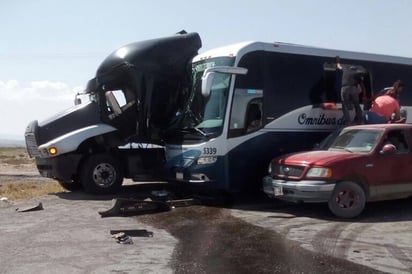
xmin=94 ymin=31 xmax=202 ymax=142
xmin=278 ymin=150 xmax=363 ymax=166
xmin=96 ymin=32 xmax=202 ymax=85
xmin=35 ymin=101 xmax=102 ymax=145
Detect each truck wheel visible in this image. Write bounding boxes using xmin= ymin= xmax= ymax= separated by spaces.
xmin=328 ymin=181 xmax=366 ymax=219
xmin=58 ymin=180 xmax=82 ymax=192
xmin=80 ymin=154 xmax=124 ymax=195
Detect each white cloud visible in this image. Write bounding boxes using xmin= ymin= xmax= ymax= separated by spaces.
xmin=0 ymin=80 xmax=84 ymax=138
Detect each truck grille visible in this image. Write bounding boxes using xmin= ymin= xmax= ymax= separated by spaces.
xmin=273 ymin=164 xmax=304 ymax=178
xmin=25 ymin=132 xmax=40 ymax=157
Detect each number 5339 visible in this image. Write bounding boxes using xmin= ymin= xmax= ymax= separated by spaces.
xmin=203 ymin=147 xmax=217 ymax=155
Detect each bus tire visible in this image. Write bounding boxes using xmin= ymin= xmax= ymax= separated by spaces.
xmin=328 ymin=181 xmax=366 ymax=219
xmin=80 ymin=153 xmax=124 ymax=195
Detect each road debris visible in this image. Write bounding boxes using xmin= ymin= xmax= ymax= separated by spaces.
xmin=110 ymin=229 xmax=154 ymax=237
xmin=16 ymin=202 xmax=43 ymax=212
xmin=111 ymin=232 xmax=134 ymax=244
xmin=99 ymin=195 xmax=200 ymax=217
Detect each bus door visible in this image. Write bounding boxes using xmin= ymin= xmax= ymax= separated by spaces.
xmin=226 ymin=88 xmax=264 ymax=191
xmin=228 ymin=89 xmax=263 ymax=138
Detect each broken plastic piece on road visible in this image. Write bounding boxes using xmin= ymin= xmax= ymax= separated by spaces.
xmin=110 ymin=229 xmax=154 ymax=237
xmin=16 ymin=202 xmax=43 ymax=212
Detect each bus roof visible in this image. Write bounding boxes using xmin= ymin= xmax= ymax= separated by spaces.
xmin=194 ymin=41 xmax=412 ymax=66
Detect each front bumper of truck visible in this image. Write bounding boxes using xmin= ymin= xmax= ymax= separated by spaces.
xmin=35 ymin=154 xmax=82 ymax=181
xmin=262 ymin=176 xmax=336 ymax=203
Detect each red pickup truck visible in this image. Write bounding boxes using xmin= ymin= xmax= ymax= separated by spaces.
xmin=263 ymin=124 xmax=412 ymax=218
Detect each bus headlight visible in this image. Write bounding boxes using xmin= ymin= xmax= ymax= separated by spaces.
xmin=197 ymin=156 xmax=217 ymax=165
xmin=306 ymin=167 xmax=332 ymax=178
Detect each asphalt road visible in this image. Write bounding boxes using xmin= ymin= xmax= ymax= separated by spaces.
xmin=232 ymin=196 xmax=412 ymax=274
xmin=1 ymin=183 xmax=411 ymax=273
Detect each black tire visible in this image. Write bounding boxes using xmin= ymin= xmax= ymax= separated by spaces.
xmin=58 ymin=180 xmax=83 ymax=192
xmin=80 ymin=154 xmax=124 ymax=195
xmin=328 ymin=181 xmax=366 ymax=219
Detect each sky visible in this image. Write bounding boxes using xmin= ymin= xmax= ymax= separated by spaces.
xmin=1 ymin=0 xmax=412 ymax=138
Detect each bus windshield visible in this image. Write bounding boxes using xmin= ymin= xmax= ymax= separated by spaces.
xmin=174 ymin=56 xmax=235 ymax=139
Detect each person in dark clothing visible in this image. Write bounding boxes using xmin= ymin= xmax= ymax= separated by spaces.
xmin=339 ymin=64 xmax=364 ymax=125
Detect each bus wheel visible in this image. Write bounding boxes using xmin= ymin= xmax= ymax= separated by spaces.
xmin=58 ymin=180 xmax=82 ymax=192
xmin=328 ymin=181 xmax=366 ymax=219
xmin=80 ymin=153 xmax=123 ymax=195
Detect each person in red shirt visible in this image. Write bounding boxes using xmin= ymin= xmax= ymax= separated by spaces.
xmin=365 ymin=94 xmax=406 ymax=124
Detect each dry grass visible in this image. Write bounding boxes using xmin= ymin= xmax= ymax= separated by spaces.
xmin=0 ymin=147 xmax=67 ymax=200
xmin=0 ymin=147 xmax=33 ymax=165
xmin=0 ymin=182 xmax=66 ymax=200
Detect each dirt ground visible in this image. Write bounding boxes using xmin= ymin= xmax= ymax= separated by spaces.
xmin=0 ymin=147 xmax=393 ymax=273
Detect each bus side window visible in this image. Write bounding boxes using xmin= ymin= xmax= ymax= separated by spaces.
xmin=245 ymin=103 xmax=262 ymax=133
xmin=228 ymin=89 xmax=263 ymax=138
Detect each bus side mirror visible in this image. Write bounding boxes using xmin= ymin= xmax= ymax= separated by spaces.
xmin=201 ymin=66 xmax=248 ymax=97
xmin=201 ymin=71 xmax=215 ymax=97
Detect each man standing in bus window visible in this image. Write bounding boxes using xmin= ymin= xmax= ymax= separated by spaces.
xmin=339 ymin=65 xmax=364 ymax=125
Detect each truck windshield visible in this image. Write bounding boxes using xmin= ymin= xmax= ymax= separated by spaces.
xmin=175 ymin=57 xmax=235 ymax=138
xmin=329 ymin=129 xmax=381 ymax=153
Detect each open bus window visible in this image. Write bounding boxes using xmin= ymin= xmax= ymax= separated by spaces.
xmin=309 ymin=62 xmax=341 ymax=107
xmin=309 ymin=62 xmax=371 ymax=110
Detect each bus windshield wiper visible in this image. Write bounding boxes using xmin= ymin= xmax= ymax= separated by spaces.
xmin=180 ymin=127 xmax=209 ymax=138
xmin=193 ymin=127 xmax=207 ymax=136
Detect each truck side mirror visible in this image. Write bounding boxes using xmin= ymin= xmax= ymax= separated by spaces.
xmin=380 ymin=144 xmax=396 ymax=154
xmin=74 ymin=93 xmax=82 ymax=105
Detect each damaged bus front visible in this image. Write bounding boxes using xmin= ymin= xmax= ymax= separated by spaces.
xmin=25 ymin=32 xmax=201 ymax=194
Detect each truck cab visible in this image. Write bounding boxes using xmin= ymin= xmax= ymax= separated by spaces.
xmin=25 ymin=31 xmax=202 ymax=194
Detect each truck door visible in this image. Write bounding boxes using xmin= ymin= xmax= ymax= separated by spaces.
xmin=368 ymin=129 xmax=412 ymax=198
xmin=104 ymin=88 xmax=138 ymax=138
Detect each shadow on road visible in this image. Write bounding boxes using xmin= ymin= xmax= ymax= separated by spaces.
xmin=233 ymin=193 xmax=412 ymax=223
xmin=53 ymin=182 xmax=412 ymax=223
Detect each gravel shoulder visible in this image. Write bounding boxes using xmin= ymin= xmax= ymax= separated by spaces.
xmin=0 ymin=193 xmax=177 ymax=274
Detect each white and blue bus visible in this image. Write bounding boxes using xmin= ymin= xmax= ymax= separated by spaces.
xmin=163 ymin=41 xmax=412 ymax=193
